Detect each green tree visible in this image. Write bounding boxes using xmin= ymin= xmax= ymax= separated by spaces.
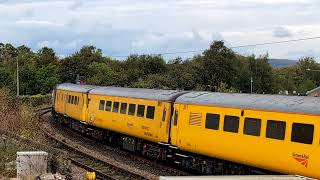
xmin=248 ymin=55 xmax=274 ymax=93
xmin=37 ymin=47 xmax=58 ymax=67
xmin=58 ymin=46 xmax=103 ymax=83
xmin=201 ymin=41 xmax=237 ymax=88
xmin=35 ymin=64 xmax=60 ymax=94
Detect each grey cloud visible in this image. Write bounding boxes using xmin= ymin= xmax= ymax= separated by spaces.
xmin=23 ymin=7 xmax=35 ymax=17
xmin=68 ymin=0 xmax=83 ymax=10
xmin=273 ymin=26 xmax=292 ymax=38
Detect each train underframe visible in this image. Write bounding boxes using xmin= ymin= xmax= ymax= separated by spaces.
xmin=52 ymin=111 xmax=276 ymax=176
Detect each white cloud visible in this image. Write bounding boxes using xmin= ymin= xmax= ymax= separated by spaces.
xmin=37 ymin=40 xmax=60 ymax=48
xmin=0 ymin=0 xmax=319 ymax=60
xmin=15 ymin=20 xmax=64 ymax=27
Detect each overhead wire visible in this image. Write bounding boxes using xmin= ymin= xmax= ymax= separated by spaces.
xmin=110 ymin=36 xmax=320 ymax=58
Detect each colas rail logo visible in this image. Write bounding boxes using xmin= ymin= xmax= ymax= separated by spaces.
xmin=292 ymin=153 xmax=309 ymax=168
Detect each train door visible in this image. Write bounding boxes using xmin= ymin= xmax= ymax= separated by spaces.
xmin=63 ymin=93 xmax=68 ymax=116
xmin=81 ymin=93 xmax=87 ymax=121
xmin=159 ymin=103 xmax=169 ymax=142
xmin=170 ymin=104 xmax=180 ymax=146
xmin=86 ymin=93 xmax=94 ymax=125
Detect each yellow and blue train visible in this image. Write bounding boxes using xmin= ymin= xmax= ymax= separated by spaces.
xmin=52 ymin=83 xmax=320 ymax=179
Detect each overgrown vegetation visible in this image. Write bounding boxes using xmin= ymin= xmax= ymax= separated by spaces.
xmin=0 ymin=88 xmax=49 ymax=178
xmin=0 ymin=41 xmax=319 ymax=95
xmin=0 ymin=139 xmax=35 ymax=177
xmin=0 ymin=88 xmax=39 ymax=139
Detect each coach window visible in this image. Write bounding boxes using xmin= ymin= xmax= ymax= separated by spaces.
xmin=205 ymin=113 xmax=220 ymax=130
xmin=137 ymin=105 xmax=145 ymax=117
xmin=173 ymin=110 xmax=178 ymax=126
xmin=146 ymin=106 xmax=155 ymax=119
xmin=291 ymin=123 xmax=314 ymax=144
xmin=244 ymin=118 xmax=261 ymax=136
xmin=68 ymin=95 xmax=71 ymax=103
xmin=128 ymin=104 xmax=136 ymax=115
xmin=99 ymin=100 xmax=105 ymax=110
xmin=105 ymin=101 xmax=112 ymax=112
xmin=266 ymin=120 xmax=286 ymax=140
xmin=113 ymin=102 xmax=119 ymax=113
xmin=120 ymin=103 xmax=128 ymax=114
xmin=223 ymin=115 xmax=239 ymax=133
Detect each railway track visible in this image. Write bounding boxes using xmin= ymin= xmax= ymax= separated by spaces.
xmin=38 ymin=109 xmax=149 ymax=179
xmin=38 ymin=108 xmax=190 ymax=179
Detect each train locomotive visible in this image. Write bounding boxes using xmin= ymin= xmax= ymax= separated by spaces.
xmin=52 ymin=83 xmax=320 ymax=179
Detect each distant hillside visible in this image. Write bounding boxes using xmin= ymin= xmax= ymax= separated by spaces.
xmin=268 ymin=59 xmax=298 ymax=68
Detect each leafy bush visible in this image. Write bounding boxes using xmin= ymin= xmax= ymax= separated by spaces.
xmin=0 ymin=88 xmax=39 ymax=139
xmin=19 ymin=94 xmax=52 ymax=107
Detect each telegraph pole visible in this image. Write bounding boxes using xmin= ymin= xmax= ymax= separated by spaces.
xmin=16 ymin=57 xmax=19 ymax=97
xmin=250 ymin=76 xmax=253 ymax=94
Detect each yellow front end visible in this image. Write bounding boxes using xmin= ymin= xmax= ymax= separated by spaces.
xmin=171 ymin=103 xmax=320 ymax=179
xmin=87 ymin=94 xmax=172 ymax=143
xmin=54 ymin=89 xmax=87 ymax=122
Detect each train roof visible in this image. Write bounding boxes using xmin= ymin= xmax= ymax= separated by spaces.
xmin=90 ymin=86 xmax=186 ymax=101
xmin=176 ymin=91 xmax=320 ymax=115
xmin=55 ymin=83 xmax=97 ymax=93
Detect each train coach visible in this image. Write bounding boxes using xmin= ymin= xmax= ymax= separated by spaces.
xmin=53 ymin=83 xmax=186 ymax=158
xmin=171 ymin=92 xmax=320 ymax=178
xmin=52 ymin=83 xmax=320 ymax=179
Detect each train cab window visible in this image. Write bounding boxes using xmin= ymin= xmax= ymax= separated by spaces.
xmin=291 ymin=123 xmax=314 ymax=144
xmin=99 ymin=100 xmax=105 ymax=110
xmin=266 ymin=120 xmax=286 ymax=140
xmin=244 ymin=118 xmax=261 ymax=136
xmin=71 ymin=96 xmax=75 ymax=104
xmin=205 ymin=113 xmax=220 ymax=130
xmin=105 ymin=101 xmax=112 ymax=112
xmin=137 ymin=105 xmax=145 ymax=117
xmin=173 ymin=110 xmax=178 ymax=126
xmin=120 ymin=103 xmax=127 ymax=114
xmin=146 ymin=106 xmax=155 ymax=119
xmin=113 ymin=102 xmax=119 ymax=113
xmin=74 ymin=96 xmax=77 ymax=105
xmin=128 ymin=104 xmax=136 ymax=115
xmin=223 ymin=115 xmax=239 ymax=133
xmin=76 ymin=96 xmax=79 ymax=105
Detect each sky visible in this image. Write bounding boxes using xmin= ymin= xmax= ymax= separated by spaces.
xmin=0 ymin=0 xmax=320 ymax=60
